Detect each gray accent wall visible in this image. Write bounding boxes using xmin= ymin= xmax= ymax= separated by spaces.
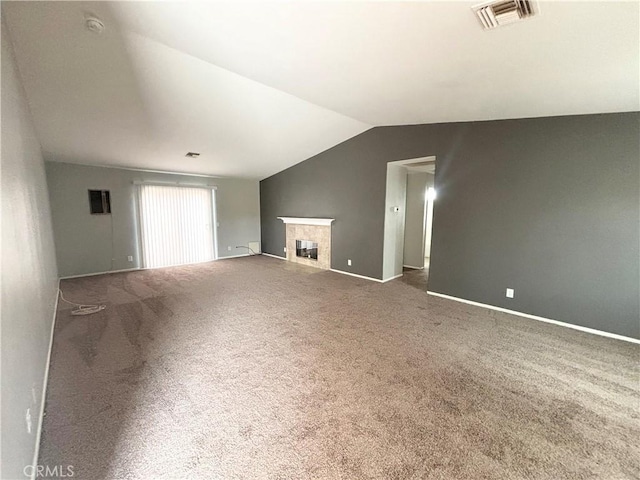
xmin=46 ymin=163 xmax=261 ymax=278
xmin=260 ymin=113 xmax=640 ymax=339
xmin=1 ymin=21 xmax=59 ymax=479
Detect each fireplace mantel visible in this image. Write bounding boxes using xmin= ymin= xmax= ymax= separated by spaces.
xmin=277 ymin=217 xmax=335 ymax=226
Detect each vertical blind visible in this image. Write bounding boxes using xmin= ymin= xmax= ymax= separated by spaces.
xmin=138 ymin=184 xmax=216 ymax=269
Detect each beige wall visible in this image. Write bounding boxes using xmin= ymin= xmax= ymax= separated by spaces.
xmin=1 ymin=20 xmax=59 ymax=479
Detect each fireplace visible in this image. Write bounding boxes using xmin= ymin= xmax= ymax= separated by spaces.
xmin=278 ymin=217 xmax=334 ymax=270
xmin=296 ymin=240 xmax=318 ymax=260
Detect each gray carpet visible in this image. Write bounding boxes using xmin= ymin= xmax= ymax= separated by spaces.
xmin=40 ymin=256 xmax=639 ymax=479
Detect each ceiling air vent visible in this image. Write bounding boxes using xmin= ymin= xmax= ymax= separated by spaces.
xmin=472 ymin=0 xmax=538 ymax=30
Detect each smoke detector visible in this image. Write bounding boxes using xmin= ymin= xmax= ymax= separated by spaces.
xmin=84 ymin=16 xmax=105 ymax=34
xmin=472 ymin=0 xmax=538 ymax=30
xmin=185 ymin=152 xmax=201 ymax=158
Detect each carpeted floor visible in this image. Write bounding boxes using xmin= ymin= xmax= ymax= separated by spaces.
xmin=40 ymin=256 xmax=639 ymax=479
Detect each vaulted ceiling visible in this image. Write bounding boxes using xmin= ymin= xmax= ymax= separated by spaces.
xmin=3 ymin=1 xmax=638 ymax=179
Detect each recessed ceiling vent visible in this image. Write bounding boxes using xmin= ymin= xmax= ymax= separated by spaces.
xmin=472 ymin=0 xmax=538 ymax=30
xmin=185 ymin=152 xmax=200 ymax=158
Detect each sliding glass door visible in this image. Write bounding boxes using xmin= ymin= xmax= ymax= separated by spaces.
xmin=138 ymin=184 xmax=216 ymax=269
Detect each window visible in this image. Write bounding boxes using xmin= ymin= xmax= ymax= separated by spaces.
xmin=138 ymin=184 xmax=216 ymax=268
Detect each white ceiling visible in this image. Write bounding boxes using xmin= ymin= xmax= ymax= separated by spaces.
xmin=3 ymin=1 xmax=638 ymax=179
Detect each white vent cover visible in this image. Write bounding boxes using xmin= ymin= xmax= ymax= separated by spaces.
xmin=248 ymin=241 xmax=261 ymax=254
xmin=472 ymin=0 xmax=538 ymax=30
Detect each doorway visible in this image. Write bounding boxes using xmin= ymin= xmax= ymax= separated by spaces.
xmin=138 ymin=184 xmax=217 ymax=269
xmin=382 ymin=156 xmax=436 ymax=284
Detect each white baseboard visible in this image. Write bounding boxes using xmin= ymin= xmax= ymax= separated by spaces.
xmin=31 ymin=280 xmax=60 ymax=479
xmin=261 ymin=253 xmax=286 ymax=260
xmin=61 ymin=255 xmax=262 ymax=279
xmin=265 ymin=256 xmax=403 ymax=284
xmin=265 ymin=258 xmax=403 ymax=284
xmin=427 ymin=291 xmax=640 ymax=345
xmin=330 ymin=269 xmax=383 ymax=282
xmin=217 ymin=253 xmax=252 ymax=260
xmin=60 ymin=267 xmax=140 ymax=280
xmin=382 ymin=273 xmax=404 ymax=283
xmin=330 ymin=269 xmax=403 ymax=283
xmin=403 ymin=264 xmax=424 ymax=270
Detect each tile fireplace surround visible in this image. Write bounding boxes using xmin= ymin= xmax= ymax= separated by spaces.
xmin=278 ymin=217 xmax=334 ymax=270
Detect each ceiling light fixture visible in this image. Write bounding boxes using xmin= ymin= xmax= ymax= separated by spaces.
xmin=84 ymin=15 xmax=105 ymax=34
xmin=185 ymin=152 xmax=201 ymax=158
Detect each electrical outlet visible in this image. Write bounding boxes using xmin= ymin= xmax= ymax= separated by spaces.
xmin=348 ymin=259 xmax=352 ymax=266
xmin=227 ymin=246 xmax=232 ymax=251
xmin=284 ymin=247 xmax=287 ymax=253
xmin=506 ymin=288 xmax=515 ymax=298
xmin=127 ymin=255 xmax=133 ymax=262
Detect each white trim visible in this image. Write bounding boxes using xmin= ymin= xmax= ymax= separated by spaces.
xmin=132 ymin=180 xmax=217 ymax=189
xmin=211 ymin=189 xmax=219 ymax=260
xmin=217 ymin=253 xmax=252 ymax=260
xmin=134 ymin=184 xmax=144 ymax=269
xmin=31 ymin=280 xmax=60 ymax=479
xmin=387 ymin=156 xmax=436 ymax=167
xmin=49 ymin=160 xmax=225 ymax=179
xmin=330 ymin=268 xmax=384 ymax=282
xmin=330 ymin=269 xmax=404 ymax=283
xmin=277 ymin=217 xmax=335 ymax=226
xmin=60 ymin=267 xmax=141 ymax=280
xmin=382 ymin=273 xmax=404 ymax=283
xmin=261 ymin=256 xmax=394 ymax=280
xmin=403 ymin=264 xmax=424 ymax=270
xmin=262 ymin=253 xmax=286 ymax=260
xmin=59 ymin=253 xmax=249 ymax=279
xmin=427 ymin=291 xmax=640 ymax=345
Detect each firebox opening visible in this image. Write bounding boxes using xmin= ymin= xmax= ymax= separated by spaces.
xmin=296 ymin=240 xmax=318 ymax=260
